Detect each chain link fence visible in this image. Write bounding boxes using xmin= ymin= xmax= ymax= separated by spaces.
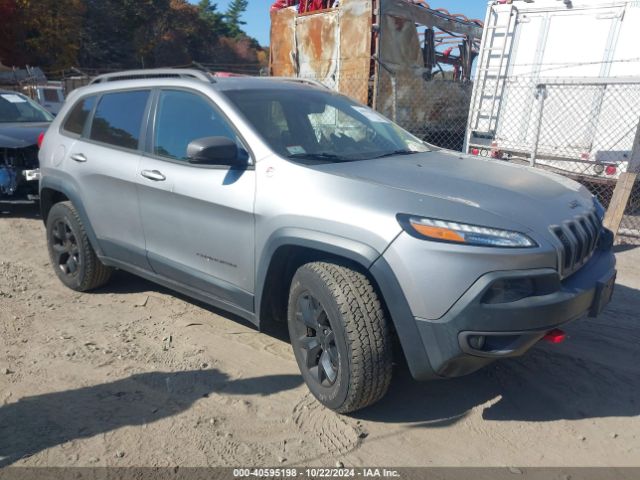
xmin=467 ymin=78 xmax=639 ymax=177
xmin=371 ymin=70 xmax=474 ymax=153
xmin=619 ymin=178 xmax=640 ymax=242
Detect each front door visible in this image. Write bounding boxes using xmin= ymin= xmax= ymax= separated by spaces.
xmin=137 ymin=89 xmax=256 ymax=314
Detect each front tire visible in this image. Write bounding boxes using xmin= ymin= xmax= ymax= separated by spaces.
xmin=46 ymin=201 xmax=112 ymax=291
xmin=287 ymin=262 xmax=393 ymax=413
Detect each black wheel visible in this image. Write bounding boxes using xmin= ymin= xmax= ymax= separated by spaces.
xmin=287 ymin=262 xmax=393 ymax=413
xmin=46 ymin=201 xmax=112 ymax=291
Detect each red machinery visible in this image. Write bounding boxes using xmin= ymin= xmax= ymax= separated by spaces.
xmin=271 ymin=0 xmax=334 ymax=13
xmin=270 ymin=0 xmax=297 ymax=12
xmin=299 ymin=0 xmax=332 ymax=12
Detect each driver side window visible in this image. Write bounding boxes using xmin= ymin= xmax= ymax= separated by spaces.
xmin=154 ymin=90 xmax=240 ymax=161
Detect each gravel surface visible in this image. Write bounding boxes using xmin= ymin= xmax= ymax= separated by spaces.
xmin=0 ymin=201 xmax=638 ymax=467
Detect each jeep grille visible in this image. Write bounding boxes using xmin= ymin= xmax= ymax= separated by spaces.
xmin=551 ymin=210 xmax=602 ymax=278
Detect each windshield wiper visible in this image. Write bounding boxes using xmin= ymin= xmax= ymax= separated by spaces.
xmin=288 ymin=152 xmax=347 ymax=162
xmin=370 ymin=150 xmax=421 ymax=159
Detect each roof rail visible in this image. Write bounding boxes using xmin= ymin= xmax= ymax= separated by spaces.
xmin=90 ymin=68 xmax=214 ymax=85
xmin=268 ymin=77 xmax=331 ymax=90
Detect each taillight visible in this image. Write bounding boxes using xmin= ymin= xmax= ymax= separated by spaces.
xmin=471 ymin=148 xmax=480 ymax=156
xmin=605 ymin=165 xmax=617 ymax=176
xmin=37 ymin=131 xmax=45 ymax=149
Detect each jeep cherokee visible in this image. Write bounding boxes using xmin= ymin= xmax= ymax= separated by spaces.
xmin=39 ymin=69 xmax=616 ymax=413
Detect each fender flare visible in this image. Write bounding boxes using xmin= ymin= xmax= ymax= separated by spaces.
xmin=39 ymin=176 xmax=104 ymax=257
xmin=255 ymin=228 xmax=381 ymax=317
xmin=255 ymin=227 xmax=437 ymax=380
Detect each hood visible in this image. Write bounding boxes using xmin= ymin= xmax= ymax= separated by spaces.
xmin=0 ymin=122 xmax=49 ymax=149
xmin=313 ymin=150 xmax=595 ymax=232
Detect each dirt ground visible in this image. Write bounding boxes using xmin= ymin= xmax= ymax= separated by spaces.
xmin=0 ymin=201 xmax=639 ymax=468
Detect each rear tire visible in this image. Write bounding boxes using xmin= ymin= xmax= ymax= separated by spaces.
xmin=46 ymin=201 xmax=112 ymax=291
xmin=287 ymin=261 xmax=393 ymax=413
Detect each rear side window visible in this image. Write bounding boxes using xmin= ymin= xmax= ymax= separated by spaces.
xmin=89 ymin=90 xmax=150 ymax=149
xmin=63 ymin=96 xmax=96 ymax=135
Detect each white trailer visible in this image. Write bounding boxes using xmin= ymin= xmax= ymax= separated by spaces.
xmin=465 ymin=0 xmax=640 ymax=183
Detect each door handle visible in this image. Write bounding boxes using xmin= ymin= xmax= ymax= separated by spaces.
xmin=70 ymin=153 xmax=87 ymax=163
xmin=140 ymin=169 xmax=166 ymax=182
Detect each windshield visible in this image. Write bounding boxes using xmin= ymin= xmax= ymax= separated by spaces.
xmin=223 ymin=88 xmax=429 ymax=162
xmin=0 ymin=92 xmax=54 ymax=123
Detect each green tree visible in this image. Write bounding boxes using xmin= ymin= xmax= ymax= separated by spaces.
xmin=197 ymin=0 xmax=230 ymax=37
xmin=79 ymin=0 xmax=137 ymax=68
xmin=0 ymin=0 xmax=23 ymax=66
xmin=4 ymin=0 xmax=267 ymax=72
xmin=16 ymin=0 xmax=85 ymax=71
xmin=225 ymin=0 xmax=249 ymax=38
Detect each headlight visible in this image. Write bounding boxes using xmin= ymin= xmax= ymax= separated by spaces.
xmin=397 ymin=215 xmax=538 ymax=248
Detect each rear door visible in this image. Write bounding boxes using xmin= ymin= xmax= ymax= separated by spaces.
xmin=63 ymin=89 xmax=151 ymax=269
xmin=137 ymin=88 xmax=256 ymax=313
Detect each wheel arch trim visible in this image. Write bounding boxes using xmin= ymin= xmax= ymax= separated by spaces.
xmin=255 ymin=228 xmax=381 ymax=315
xmin=40 ymin=176 xmax=104 ymax=257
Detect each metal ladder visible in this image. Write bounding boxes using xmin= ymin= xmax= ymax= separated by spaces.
xmin=470 ymin=2 xmax=518 ymax=136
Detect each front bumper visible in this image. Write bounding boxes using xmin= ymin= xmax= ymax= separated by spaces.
xmin=413 ymin=246 xmax=616 ymax=379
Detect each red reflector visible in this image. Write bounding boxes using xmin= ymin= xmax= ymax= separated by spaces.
xmin=544 ymin=329 xmax=566 ymax=344
xmin=605 ymin=165 xmax=617 ymax=176
xmin=471 ymin=148 xmax=480 ymax=156
xmin=37 ymin=131 xmax=45 ymax=149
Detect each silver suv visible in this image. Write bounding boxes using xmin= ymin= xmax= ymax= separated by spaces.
xmin=39 ymin=69 xmax=617 ymax=413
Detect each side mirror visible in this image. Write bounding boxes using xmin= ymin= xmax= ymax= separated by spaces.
xmin=187 ymin=136 xmax=241 ymax=166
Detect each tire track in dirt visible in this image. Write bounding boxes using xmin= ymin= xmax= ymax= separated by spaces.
xmin=292 ymin=394 xmax=362 ymax=459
